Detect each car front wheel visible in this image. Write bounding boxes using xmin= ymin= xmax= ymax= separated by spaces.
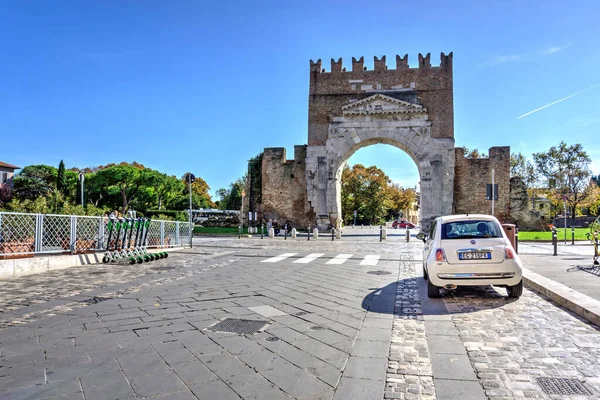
xmin=507 ymin=280 xmax=523 ymax=298
xmin=427 ymin=280 xmax=440 ymax=298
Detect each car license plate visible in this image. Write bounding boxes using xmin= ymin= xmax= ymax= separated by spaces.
xmin=459 ymin=252 xmax=491 ymax=260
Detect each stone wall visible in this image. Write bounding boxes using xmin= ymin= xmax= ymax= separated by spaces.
xmin=306 ymin=53 xmax=455 ymax=230
xmin=507 ymin=177 xmax=546 ymax=230
xmin=261 ymin=145 xmax=310 ymax=228
xmin=453 ymin=146 xmax=511 ymax=220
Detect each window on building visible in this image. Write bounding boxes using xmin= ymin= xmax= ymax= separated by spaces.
xmin=0 ymin=172 xmax=7 ymax=183
xmin=539 ymin=203 xmax=544 ymax=209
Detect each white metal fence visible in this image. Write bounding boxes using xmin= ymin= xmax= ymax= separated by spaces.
xmin=0 ymin=212 xmax=192 ymax=256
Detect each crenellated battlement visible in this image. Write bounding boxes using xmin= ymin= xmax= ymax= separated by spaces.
xmin=310 ymin=52 xmax=452 ymax=73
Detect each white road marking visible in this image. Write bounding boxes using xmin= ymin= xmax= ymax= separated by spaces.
xmin=326 ymin=254 xmax=353 ymax=264
xmin=293 ymin=253 xmax=325 ymax=264
xmin=360 ymin=255 xmax=380 ymax=266
xmin=261 ymin=253 xmax=298 ymax=263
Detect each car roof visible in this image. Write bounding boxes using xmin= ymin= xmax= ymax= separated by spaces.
xmin=437 ymin=214 xmax=499 ymax=223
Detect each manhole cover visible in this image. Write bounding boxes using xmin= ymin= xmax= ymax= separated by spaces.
xmin=294 ymin=311 xmax=308 ymax=316
xmin=265 ymin=337 xmax=280 ymax=342
xmin=207 ymin=318 xmax=268 ymax=335
xmin=310 ymin=325 xmax=326 ymax=331
xmin=367 ymin=271 xmax=392 ymax=275
xmin=151 ymin=266 xmax=176 ymax=271
xmin=536 ymin=377 xmax=593 ymax=396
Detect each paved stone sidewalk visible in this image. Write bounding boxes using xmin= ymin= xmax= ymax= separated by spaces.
xmin=1 ymin=237 xmax=600 ymax=400
xmin=1 ymin=239 xmax=402 ymax=399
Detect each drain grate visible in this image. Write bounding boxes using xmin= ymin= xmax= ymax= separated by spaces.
xmin=536 ymin=377 xmax=593 ymax=396
xmin=207 ymin=318 xmax=268 ymax=335
xmin=367 ymin=271 xmax=392 ymax=275
xmin=265 ymin=336 xmax=280 ymax=342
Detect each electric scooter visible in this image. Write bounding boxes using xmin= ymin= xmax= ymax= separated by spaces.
xmin=102 ymin=217 xmax=117 ymax=263
xmin=103 ymin=217 xmax=126 ymax=263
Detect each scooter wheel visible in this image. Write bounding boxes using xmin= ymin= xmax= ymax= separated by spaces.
xmin=164 ymin=252 xmax=169 ymax=258
xmin=102 ymin=255 xmax=110 ymax=263
xmin=137 ymin=257 xmax=144 ymax=264
xmin=129 ymin=257 xmax=136 ymax=265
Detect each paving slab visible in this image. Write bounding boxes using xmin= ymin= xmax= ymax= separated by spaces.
xmin=3 ymin=236 xmax=600 ymax=400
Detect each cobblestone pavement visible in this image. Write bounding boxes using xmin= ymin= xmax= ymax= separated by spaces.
xmin=1 ymin=236 xmax=600 ymax=399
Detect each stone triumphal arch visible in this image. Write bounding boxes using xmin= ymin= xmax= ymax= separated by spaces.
xmin=259 ymin=53 xmax=512 ymax=231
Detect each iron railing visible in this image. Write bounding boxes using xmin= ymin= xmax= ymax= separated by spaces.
xmin=0 ymin=212 xmax=191 ymax=256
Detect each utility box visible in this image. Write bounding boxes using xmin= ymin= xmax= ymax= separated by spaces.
xmin=502 ymin=224 xmax=516 ymax=250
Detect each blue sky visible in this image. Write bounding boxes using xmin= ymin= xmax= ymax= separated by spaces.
xmin=1 ymin=1 xmax=599 ymax=198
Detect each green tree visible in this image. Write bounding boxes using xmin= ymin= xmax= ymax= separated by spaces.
xmin=56 ymin=160 xmax=67 ymax=197
xmin=341 ymin=164 xmax=391 ymax=224
xmin=13 ymin=165 xmax=58 ymax=201
xmin=248 ymin=153 xmax=263 ymax=208
xmin=510 ymin=152 xmax=539 ymax=208
xmin=92 ymin=163 xmax=154 ymax=214
xmin=460 ymin=146 xmax=487 ymax=159
xmin=533 ymin=141 xmax=592 ymax=223
xmin=216 ymin=176 xmax=246 ymax=211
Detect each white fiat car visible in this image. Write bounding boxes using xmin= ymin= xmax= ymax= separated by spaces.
xmin=417 ymin=214 xmax=523 ymax=299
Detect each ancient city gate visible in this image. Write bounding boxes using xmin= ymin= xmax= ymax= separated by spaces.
xmin=260 ymin=53 xmax=510 ymax=230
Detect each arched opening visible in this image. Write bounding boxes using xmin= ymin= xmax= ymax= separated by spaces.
xmin=338 ymin=143 xmax=420 ymax=227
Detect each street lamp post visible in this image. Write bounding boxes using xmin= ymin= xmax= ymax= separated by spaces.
xmin=78 ymin=172 xmax=85 ymax=207
xmin=185 ymin=173 xmax=196 ymax=248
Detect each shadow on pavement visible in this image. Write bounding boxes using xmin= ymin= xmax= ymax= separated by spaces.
xmin=361 ymin=278 xmax=518 ymax=315
xmin=567 ymin=265 xmax=600 ymax=276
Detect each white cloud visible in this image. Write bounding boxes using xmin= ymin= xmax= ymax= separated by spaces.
xmin=482 ymin=43 xmax=570 ymax=67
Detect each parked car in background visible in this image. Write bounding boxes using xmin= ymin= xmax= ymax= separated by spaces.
xmin=417 ymin=214 xmax=523 ymax=299
xmin=392 ymin=220 xmax=417 ymax=229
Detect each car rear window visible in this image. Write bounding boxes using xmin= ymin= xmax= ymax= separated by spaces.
xmin=441 ymin=220 xmax=502 ymax=239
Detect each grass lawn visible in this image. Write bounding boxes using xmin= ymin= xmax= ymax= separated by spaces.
xmin=518 ymin=227 xmax=591 ymax=241
xmin=193 ymin=226 xmax=249 ymax=235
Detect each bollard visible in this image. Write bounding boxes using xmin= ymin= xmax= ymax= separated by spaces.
xmin=307 ymin=225 xmax=310 ymax=241
xmin=261 ymin=222 xmax=264 ymax=239
xmin=313 ymin=228 xmax=319 ymax=239
xmin=239 ymin=224 xmax=241 ymax=239
xmin=515 ymin=228 xmax=519 ymax=254
xmin=552 ymin=228 xmax=557 ymax=256
xmin=406 ymin=227 xmax=410 ymax=242
xmin=284 ymin=228 xmax=287 ymax=240
xmin=291 ymin=228 xmax=297 ymax=238
xmin=571 ymin=226 xmax=575 ymax=245
xmin=332 ymin=228 xmax=335 ymax=241
xmin=380 ymin=225 xmax=383 ymax=242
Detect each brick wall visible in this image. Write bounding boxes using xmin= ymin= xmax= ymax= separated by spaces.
xmin=308 ymin=53 xmax=453 ymax=146
xmin=453 ymin=146 xmax=511 ymax=220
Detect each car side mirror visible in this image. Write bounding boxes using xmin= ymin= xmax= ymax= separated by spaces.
xmin=416 ymin=232 xmax=426 ymax=243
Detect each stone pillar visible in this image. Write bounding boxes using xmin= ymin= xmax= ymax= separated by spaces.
xmin=291 ymin=228 xmax=297 ymax=238
xmin=269 ymin=228 xmax=275 ymax=238
xmin=313 ymin=228 xmax=319 ymax=239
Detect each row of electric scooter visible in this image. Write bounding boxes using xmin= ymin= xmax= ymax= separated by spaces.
xmin=102 ymin=217 xmax=168 ymax=264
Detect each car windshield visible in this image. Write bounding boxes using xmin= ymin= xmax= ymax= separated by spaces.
xmin=441 ymin=220 xmax=502 ymax=239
